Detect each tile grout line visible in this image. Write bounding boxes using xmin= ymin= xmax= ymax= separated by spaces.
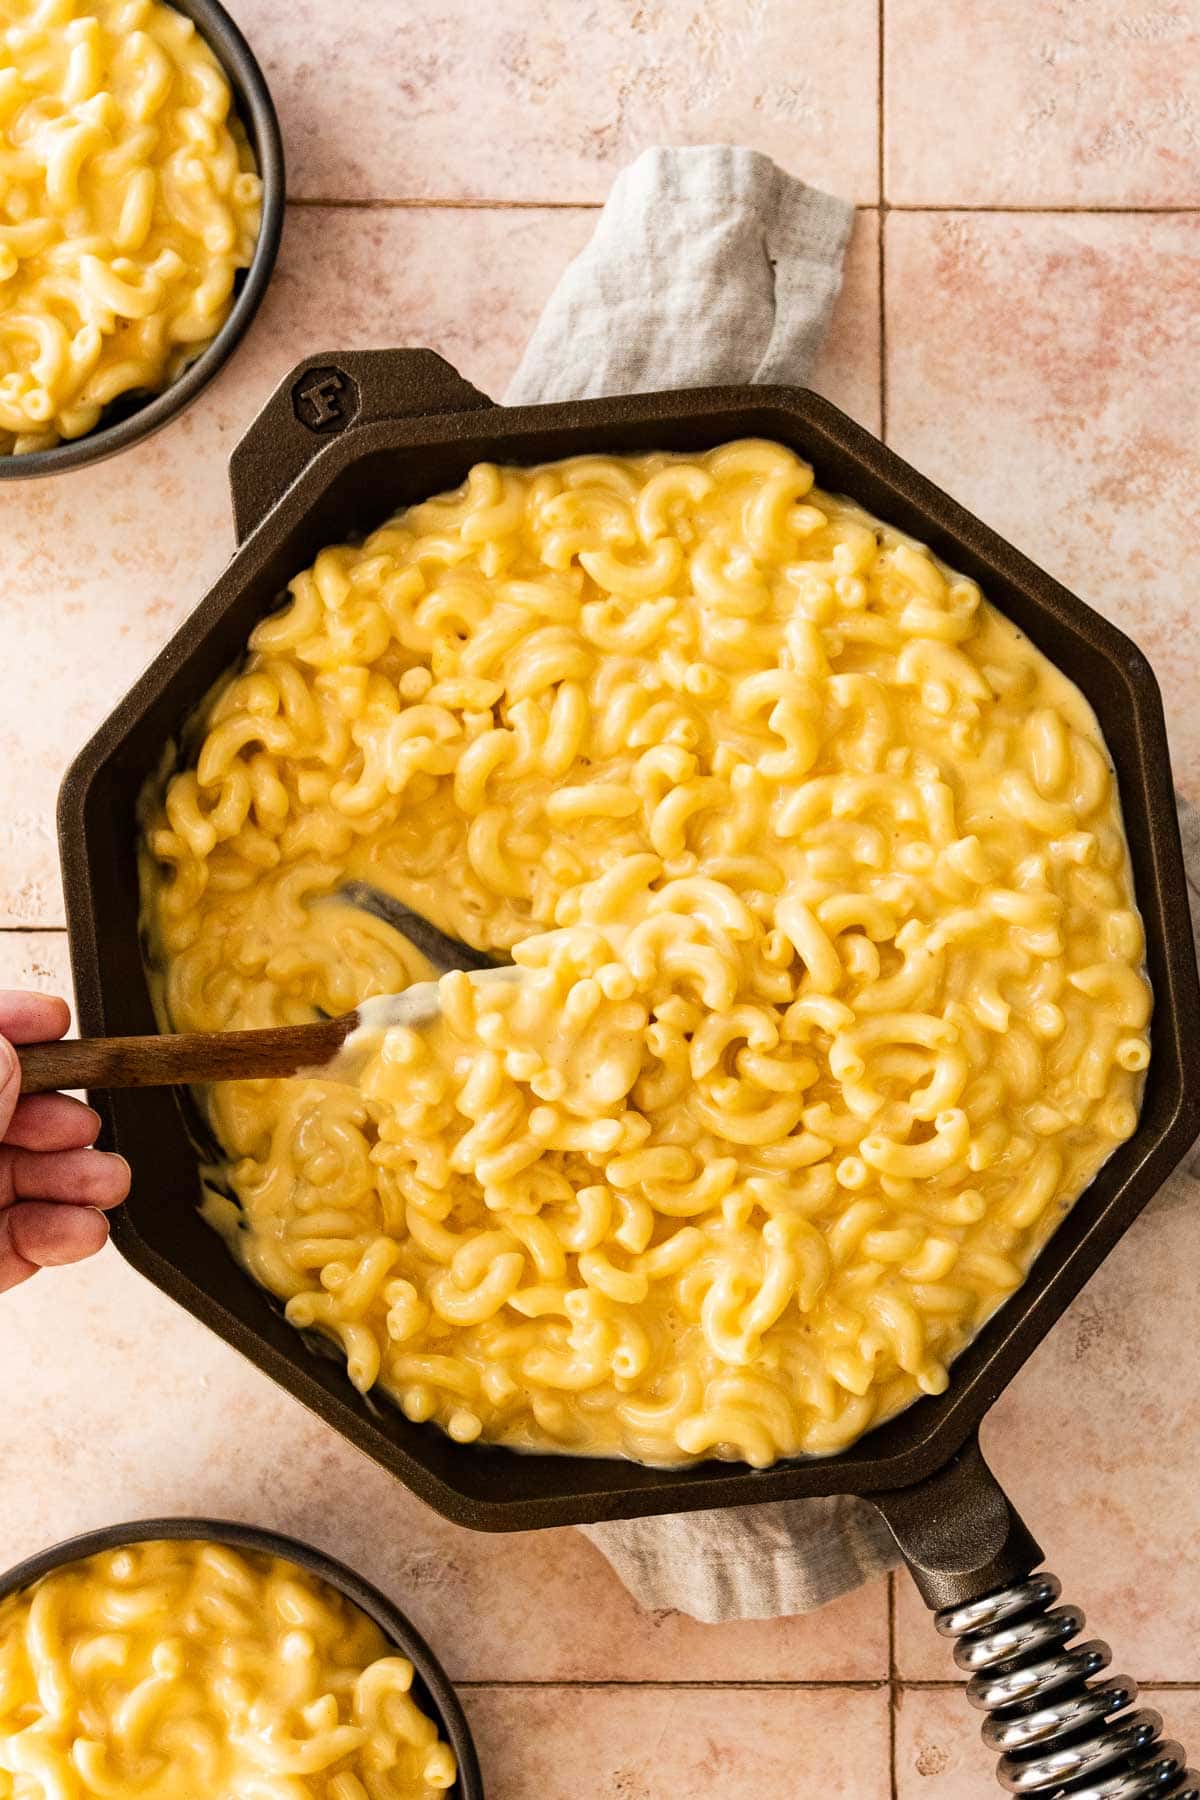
xmin=452 ymin=1677 xmax=1200 ymax=1691
xmin=877 ymin=0 xmax=886 ymax=210
xmin=894 ymin=1678 xmax=1200 ymax=1691
xmin=283 ymin=196 xmax=1200 ymax=218
xmin=286 ymin=195 xmax=603 ymax=211
xmin=453 ymin=1678 xmax=891 ymax=1691
xmin=877 ymin=0 xmax=888 ymax=444
xmin=882 ymin=202 xmax=1200 ymax=215
xmin=878 ymin=217 xmax=887 ymax=443
xmin=887 ymin=1572 xmax=900 ymax=1800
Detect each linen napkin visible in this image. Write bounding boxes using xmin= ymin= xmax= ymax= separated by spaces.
xmin=502 ymin=145 xmax=1200 ymax=1621
xmin=507 ymin=146 xmax=853 ymax=404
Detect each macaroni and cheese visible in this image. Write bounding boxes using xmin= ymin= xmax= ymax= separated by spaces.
xmin=0 ymin=1540 xmax=457 ymax=1798
xmin=0 ymin=0 xmax=262 ymax=454
xmin=140 ymin=441 xmax=1151 ymax=1467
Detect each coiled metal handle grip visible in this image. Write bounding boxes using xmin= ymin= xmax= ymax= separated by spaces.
xmin=874 ymin=1434 xmax=1196 ymax=1795
xmin=938 ymin=1572 xmax=1198 ymax=1797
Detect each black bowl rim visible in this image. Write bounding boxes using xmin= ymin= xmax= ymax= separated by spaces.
xmin=0 ymin=0 xmax=285 ymax=481
xmin=0 ymin=1515 xmax=484 ymax=1798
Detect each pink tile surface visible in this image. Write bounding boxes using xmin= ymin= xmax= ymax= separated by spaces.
xmin=817 ymin=209 xmax=881 ymax=435
xmin=0 ymin=930 xmax=73 ymax=1000
xmin=233 ymin=0 xmax=880 ymax=204
xmin=885 ymin=210 xmax=1200 ymax=802
xmin=886 ymin=0 xmax=1200 ymax=206
xmin=0 ymin=200 xmax=877 ymax=927
xmin=895 ymin=1686 xmax=1200 ymax=1799
xmin=464 ymin=1683 xmax=890 ymax=1799
xmin=0 ymin=929 xmax=888 ymax=1683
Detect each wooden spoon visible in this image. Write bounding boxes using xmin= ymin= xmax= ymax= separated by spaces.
xmin=16 ymin=974 xmax=520 ymax=1096
xmin=18 ymin=886 xmax=511 ymax=1097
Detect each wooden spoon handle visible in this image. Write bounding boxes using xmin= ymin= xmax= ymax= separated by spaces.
xmin=17 ymin=1016 xmax=357 ymax=1095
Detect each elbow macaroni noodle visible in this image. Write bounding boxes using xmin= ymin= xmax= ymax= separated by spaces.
xmin=139 ymin=440 xmax=1151 ymax=1468
xmin=0 ymin=0 xmax=262 ymax=454
xmin=0 ymin=1541 xmax=457 ymax=1798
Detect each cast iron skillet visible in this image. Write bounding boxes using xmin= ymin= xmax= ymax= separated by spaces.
xmin=58 ymin=350 xmax=1200 ymax=1795
xmin=0 ymin=0 xmax=285 ymax=481
xmin=0 ymin=1517 xmax=484 ymax=1797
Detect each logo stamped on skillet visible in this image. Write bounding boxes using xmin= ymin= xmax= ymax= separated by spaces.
xmin=292 ymin=366 xmax=362 ymax=433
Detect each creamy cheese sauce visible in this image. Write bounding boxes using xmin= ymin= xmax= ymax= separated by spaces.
xmin=139 ymin=441 xmax=1150 ymax=1466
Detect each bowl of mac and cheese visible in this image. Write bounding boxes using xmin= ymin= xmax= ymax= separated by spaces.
xmin=0 ymin=0 xmax=283 ymax=475
xmin=0 ymin=1518 xmax=482 ymax=1798
xmin=60 ymin=352 xmax=1200 ymax=1529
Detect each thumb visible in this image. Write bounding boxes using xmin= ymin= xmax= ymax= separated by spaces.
xmin=0 ymin=1039 xmax=19 ymax=1138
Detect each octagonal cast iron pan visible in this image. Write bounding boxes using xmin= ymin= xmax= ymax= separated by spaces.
xmin=58 ymin=350 xmax=1200 ymax=1796
xmin=0 ymin=1518 xmax=484 ymax=1798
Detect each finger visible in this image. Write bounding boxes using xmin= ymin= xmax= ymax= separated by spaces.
xmin=0 ymin=991 xmax=72 ymax=1045
xmin=0 ymin=1214 xmax=35 ymax=1293
xmin=4 ymin=1093 xmax=101 ymax=1153
xmin=0 ymin=994 xmax=73 ymax=1141
xmin=1 ymin=1201 xmax=109 ymax=1284
xmin=0 ymin=1041 xmax=16 ymax=1142
xmin=0 ymin=1146 xmax=130 ymax=1210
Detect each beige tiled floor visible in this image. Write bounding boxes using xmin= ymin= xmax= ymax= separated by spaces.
xmin=886 ymin=209 xmax=1200 ymax=796
xmin=3 ymin=2 xmax=1200 ymax=1793
xmin=886 ymin=0 xmax=1200 ymax=207
xmin=463 ymin=1686 xmax=891 ymax=1799
xmin=231 ymin=0 xmax=882 ymax=204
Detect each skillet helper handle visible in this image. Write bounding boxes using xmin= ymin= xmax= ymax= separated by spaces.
xmin=228 ymin=348 xmax=496 ymax=543
xmin=16 ymin=1019 xmax=353 ymax=1095
xmin=874 ymin=1433 xmax=1199 ymax=1797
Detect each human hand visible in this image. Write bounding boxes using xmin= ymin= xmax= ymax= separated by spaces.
xmin=0 ymin=991 xmax=131 ymax=1294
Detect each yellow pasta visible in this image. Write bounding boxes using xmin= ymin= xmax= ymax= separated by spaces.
xmin=0 ymin=1541 xmax=456 ymax=1798
xmin=0 ymin=0 xmax=262 ymax=454
xmin=139 ymin=440 xmax=1151 ymax=1468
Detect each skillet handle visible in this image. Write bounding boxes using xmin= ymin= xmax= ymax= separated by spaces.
xmin=228 ymin=348 xmax=495 ymax=543
xmin=873 ymin=1432 xmax=1198 ymax=1796
xmin=871 ymin=1430 xmax=1041 ymax=1611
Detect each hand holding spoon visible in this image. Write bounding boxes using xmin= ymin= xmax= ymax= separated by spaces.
xmin=17 ymin=973 xmax=522 ymax=1096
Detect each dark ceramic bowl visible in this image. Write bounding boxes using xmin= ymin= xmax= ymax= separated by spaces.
xmin=0 ymin=1516 xmax=484 ymax=1797
xmin=0 ymin=0 xmax=285 ymax=481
